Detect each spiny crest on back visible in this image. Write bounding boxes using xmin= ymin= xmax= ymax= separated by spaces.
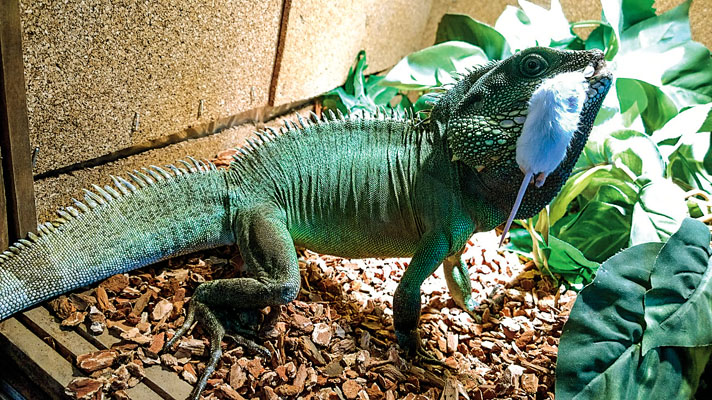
xmin=227 ymin=107 xmax=421 ymax=169
xmin=0 ymin=157 xmax=216 ymax=266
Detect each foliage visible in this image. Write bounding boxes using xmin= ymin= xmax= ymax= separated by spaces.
xmin=322 ymin=51 xmax=413 ymax=116
xmin=322 ymin=0 xmax=712 ymax=288
xmin=556 ymin=218 xmax=712 ymax=399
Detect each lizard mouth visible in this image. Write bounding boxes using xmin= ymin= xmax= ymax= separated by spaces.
xmin=582 ymin=57 xmax=608 ymax=80
xmin=582 ymin=58 xmax=612 ymax=99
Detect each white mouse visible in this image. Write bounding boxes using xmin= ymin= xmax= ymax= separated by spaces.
xmin=499 ymin=71 xmax=589 ymax=247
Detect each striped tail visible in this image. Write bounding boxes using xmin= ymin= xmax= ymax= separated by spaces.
xmin=0 ymin=158 xmax=235 ymax=319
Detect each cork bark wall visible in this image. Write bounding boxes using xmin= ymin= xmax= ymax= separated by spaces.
xmin=21 ymin=0 xmax=283 ymax=176
xmin=16 ymin=0 xmax=712 ymax=220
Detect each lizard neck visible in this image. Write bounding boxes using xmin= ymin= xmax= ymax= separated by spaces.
xmin=457 ymin=124 xmax=591 ymax=230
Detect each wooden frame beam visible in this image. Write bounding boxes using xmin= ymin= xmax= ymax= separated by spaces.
xmin=0 ymin=0 xmax=36 ymax=244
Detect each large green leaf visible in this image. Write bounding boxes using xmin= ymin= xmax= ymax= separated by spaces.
xmin=643 ymin=218 xmax=712 ymax=353
xmin=381 ymin=41 xmax=488 ymax=91
xmin=630 ymin=178 xmax=687 ymax=245
xmin=557 ymin=218 xmax=712 ymax=399
xmin=435 ymin=14 xmax=511 ymax=60
xmin=556 ymin=241 xmax=661 ymax=398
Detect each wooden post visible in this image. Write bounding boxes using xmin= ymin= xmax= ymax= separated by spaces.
xmin=0 ymin=0 xmax=36 ymax=243
xmin=0 ymin=160 xmax=7 ymax=249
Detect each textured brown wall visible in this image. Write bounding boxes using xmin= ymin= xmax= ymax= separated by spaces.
xmin=21 ymin=0 xmax=282 ymax=175
xmin=271 ymin=0 xmax=434 ymax=106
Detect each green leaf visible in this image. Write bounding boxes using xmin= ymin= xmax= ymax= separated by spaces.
xmin=584 ymin=22 xmax=618 ymax=60
xmin=700 ymin=108 xmax=712 ymax=133
xmin=579 ymin=129 xmax=665 ymax=178
xmin=660 ymin=41 xmax=712 ymax=107
xmin=435 ymin=14 xmax=511 ymax=60
xmin=556 ymin=184 xmax=634 ymax=262
xmin=556 ymin=241 xmax=661 ymax=398
xmin=616 ymin=78 xmax=678 ymax=133
xmin=557 ymin=220 xmax=712 ymax=399
xmin=601 ymin=0 xmax=655 ymax=39
xmin=654 ymin=104 xmax=712 ymax=193
xmin=381 ymin=41 xmax=488 ymax=91
xmin=363 ymin=75 xmax=400 ymax=106
xmin=494 ymin=6 xmax=536 ymax=52
xmin=549 ymin=165 xmax=613 ymax=225
xmin=630 ymin=178 xmax=687 ymax=245
xmin=612 ymin=0 xmax=712 ymax=109
xmin=323 ymin=51 xmax=410 ymax=115
xmin=668 ymin=142 xmax=712 ymax=194
xmin=345 ymin=51 xmax=368 ymax=98
xmin=643 ymin=218 xmax=712 ymax=353
xmin=652 ymin=103 xmax=712 ymax=149
xmin=505 ymin=227 xmax=534 ymax=253
xmin=544 ymin=235 xmax=600 ymax=286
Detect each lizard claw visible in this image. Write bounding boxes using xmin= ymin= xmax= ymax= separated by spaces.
xmin=165 ymin=298 xmax=273 ymax=400
xmin=463 ymin=306 xmax=483 ymax=324
xmin=224 ymin=333 xmax=271 ymax=359
xmin=414 ymin=346 xmax=449 ymax=368
xmin=396 ymin=328 xmax=456 ymax=369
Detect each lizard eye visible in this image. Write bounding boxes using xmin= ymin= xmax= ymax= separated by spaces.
xmin=520 ymin=54 xmax=548 ymax=77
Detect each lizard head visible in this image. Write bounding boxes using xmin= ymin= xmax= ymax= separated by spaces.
xmin=434 ymin=47 xmax=611 ymax=170
xmin=429 ymin=47 xmax=612 ymax=225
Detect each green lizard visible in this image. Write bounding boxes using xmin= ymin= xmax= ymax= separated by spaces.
xmin=0 ymin=47 xmax=611 ymax=398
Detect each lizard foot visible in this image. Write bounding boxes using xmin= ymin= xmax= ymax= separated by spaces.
xmin=224 ymin=333 xmax=271 ymax=358
xmin=414 ymin=346 xmax=450 ymax=368
xmin=165 ymin=300 xmax=273 ymax=400
xmin=165 ymin=300 xmax=225 ymax=400
xmin=396 ymin=328 xmax=455 ymax=369
xmin=456 ymin=297 xmax=483 ymax=324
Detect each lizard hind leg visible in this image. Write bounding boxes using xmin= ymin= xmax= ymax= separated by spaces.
xmin=165 ymin=207 xmax=301 ymax=399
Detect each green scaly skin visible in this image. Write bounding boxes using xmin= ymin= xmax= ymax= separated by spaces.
xmin=0 ymin=47 xmax=611 ymax=399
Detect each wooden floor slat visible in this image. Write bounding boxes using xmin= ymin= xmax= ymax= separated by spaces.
xmin=0 ymin=317 xmax=75 ymax=400
xmin=0 ymin=305 xmax=192 ymax=399
xmin=19 ymin=306 xmax=163 ymax=400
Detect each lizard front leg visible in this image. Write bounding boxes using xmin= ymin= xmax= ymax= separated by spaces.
xmin=165 ymin=206 xmax=300 ymax=399
xmin=393 ymin=232 xmax=450 ymax=361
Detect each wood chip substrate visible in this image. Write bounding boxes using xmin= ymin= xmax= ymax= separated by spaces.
xmin=0 ymin=151 xmax=575 ymax=400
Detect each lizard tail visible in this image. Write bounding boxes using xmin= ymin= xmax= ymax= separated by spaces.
xmin=0 ymin=158 xmax=235 ymax=320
